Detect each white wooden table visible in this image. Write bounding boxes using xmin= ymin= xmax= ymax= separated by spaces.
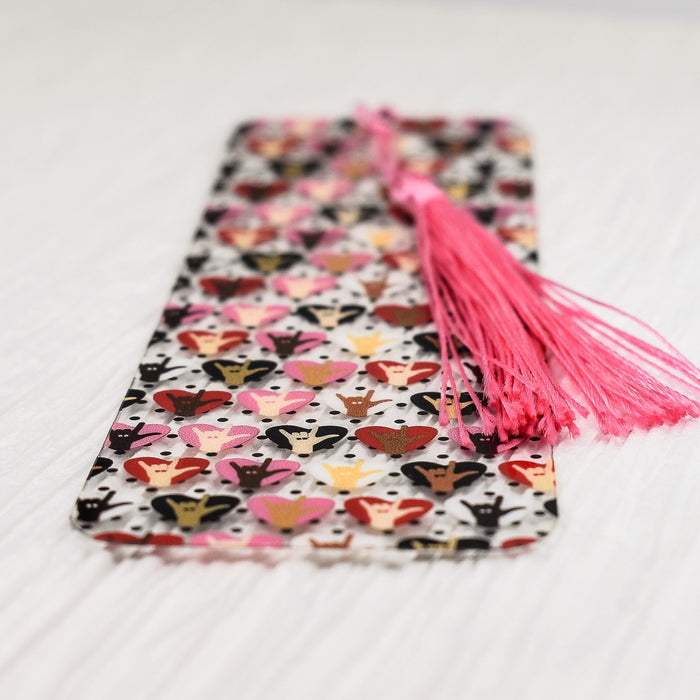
xmin=2 ymin=1 xmax=699 ymax=698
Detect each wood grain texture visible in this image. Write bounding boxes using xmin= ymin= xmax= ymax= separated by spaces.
xmin=1 ymin=1 xmax=699 ymax=698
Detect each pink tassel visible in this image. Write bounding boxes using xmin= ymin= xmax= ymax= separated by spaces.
xmin=357 ymin=107 xmax=700 ymax=448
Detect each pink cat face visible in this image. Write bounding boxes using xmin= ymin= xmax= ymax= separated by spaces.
xmin=189 ymin=532 xmax=284 ymax=548
xmin=236 ymin=389 xmax=316 ymax=417
xmin=256 ymin=203 xmax=313 ymax=226
xmin=271 ymin=275 xmax=337 ymax=299
xmin=247 ymin=495 xmax=335 ymax=529
xmin=221 ymin=304 xmax=290 ymax=328
xmin=177 ymin=424 xmax=259 ymax=452
xmin=282 ymin=117 xmax=329 ymax=138
xmin=295 ymin=178 xmax=353 ymax=203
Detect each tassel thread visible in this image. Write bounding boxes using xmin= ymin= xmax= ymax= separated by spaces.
xmin=357 ymin=106 xmax=700 ymax=448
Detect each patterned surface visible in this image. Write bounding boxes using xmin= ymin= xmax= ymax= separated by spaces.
xmin=71 ymin=116 xmax=559 ymax=552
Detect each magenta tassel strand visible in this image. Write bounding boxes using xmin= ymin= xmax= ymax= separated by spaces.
xmin=357 ymin=106 xmax=700 ymax=448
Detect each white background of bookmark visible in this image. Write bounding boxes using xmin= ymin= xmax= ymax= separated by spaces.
xmin=1 ymin=1 xmax=699 ymax=699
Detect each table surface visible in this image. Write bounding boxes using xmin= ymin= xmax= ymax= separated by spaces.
xmin=2 ymin=1 xmax=699 ymax=698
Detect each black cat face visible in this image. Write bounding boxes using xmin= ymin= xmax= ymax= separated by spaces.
xmin=265 ymin=425 xmax=348 ymax=456
xmin=151 ymin=494 xmax=240 ymax=529
xmin=401 ymin=460 xmax=485 ymax=494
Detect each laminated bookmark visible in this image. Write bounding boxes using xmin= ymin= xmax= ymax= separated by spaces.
xmin=71 ymin=114 xmax=557 ymax=553
xmin=72 ymin=110 xmax=700 ymax=554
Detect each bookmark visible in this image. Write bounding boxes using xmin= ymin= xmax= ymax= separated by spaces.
xmin=71 ymin=114 xmax=560 ymax=553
